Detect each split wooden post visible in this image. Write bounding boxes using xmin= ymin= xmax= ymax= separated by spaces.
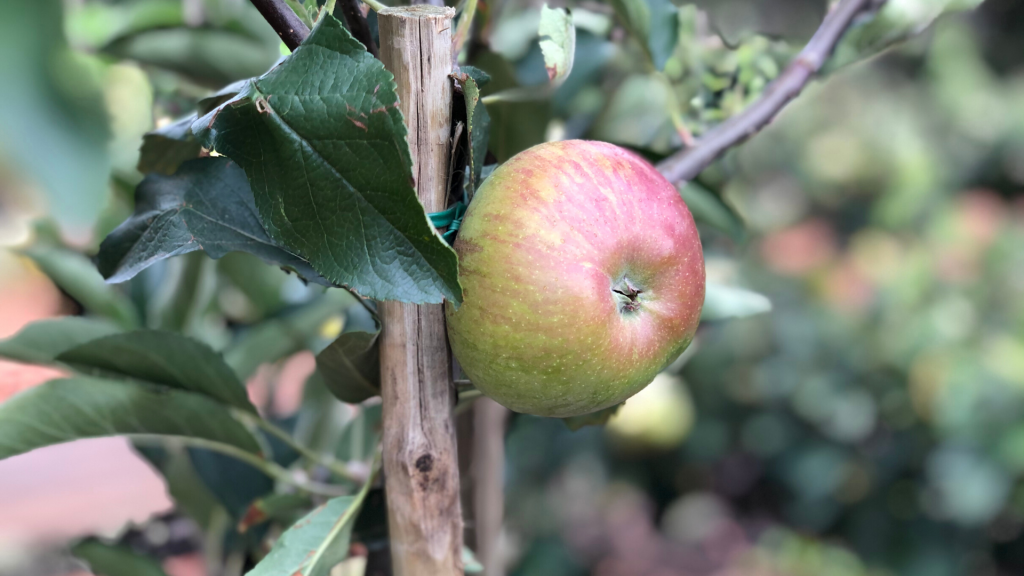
xmin=377 ymin=6 xmax=464 ymax=576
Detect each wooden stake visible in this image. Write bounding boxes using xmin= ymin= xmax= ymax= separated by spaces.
xmin=377 ymin=6 xmax=463 ymax=575
xmin=473 ymin=398 xmax=510 ymax=576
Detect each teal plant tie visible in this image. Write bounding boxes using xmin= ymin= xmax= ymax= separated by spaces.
xmin=428 ymin=202 xmax=467 ymax=246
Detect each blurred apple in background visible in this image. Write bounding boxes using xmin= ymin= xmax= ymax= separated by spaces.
xmin=606 ymin=373 xmax=695 ymax=453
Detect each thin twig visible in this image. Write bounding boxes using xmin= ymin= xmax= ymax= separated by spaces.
xmin=235 ymin=410 xmax=365 ymax=483
xmin=336 ymin=0 xmax=380 ymax=57
xmin=249 ymin=0 xmax=311 ymax=51
xmin=130 ymin=435 xmax=349 ymax=497
xmin=655 ymin=0 xmax=880 ymax=184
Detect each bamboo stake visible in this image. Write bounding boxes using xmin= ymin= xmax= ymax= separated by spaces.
xmin=377 ymin=6 xmax=464 ymax=575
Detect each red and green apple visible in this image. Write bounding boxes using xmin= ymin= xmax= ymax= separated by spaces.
xmin=446 ymin=140 xmax=705 ymax=418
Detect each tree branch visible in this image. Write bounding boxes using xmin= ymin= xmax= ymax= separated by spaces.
xmin=336 ymin=0 xmax=380 ymax=58
xmin=655 ymin=0 xmax=881 ymax=184
xmin=249 ymin=0 xmax=310 ymax=51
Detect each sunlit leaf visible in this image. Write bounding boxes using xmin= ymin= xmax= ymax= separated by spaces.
xmin=828 ymin=0 xmax=986 ymax=71
xmin=538 ymin=5 xmax=575 ymax=86
xmin=463 ymin=546 xmax=485 ymax=573
xmin=247 ymin=495 xmax=362 ymax=576
xmin=701 ymin=283 xmax=772 ymax=321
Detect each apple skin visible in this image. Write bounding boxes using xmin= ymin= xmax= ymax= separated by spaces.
xmin=446 ymin=140 xmax=705 ymax=418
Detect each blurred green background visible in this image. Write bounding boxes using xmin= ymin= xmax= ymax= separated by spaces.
xmin=1 ymin=0 xmax=1023 ymax=575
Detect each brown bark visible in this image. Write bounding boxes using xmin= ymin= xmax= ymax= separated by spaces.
xmin=377 ymin=6 xmax=464 ymax=576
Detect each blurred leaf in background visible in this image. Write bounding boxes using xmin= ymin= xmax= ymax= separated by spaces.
xmin=0 ymin=0 xmax=111 ymax=238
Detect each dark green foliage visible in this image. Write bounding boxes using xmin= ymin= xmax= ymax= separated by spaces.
xmin=56 ymin=330 xmax=256 ymax=412
xmin=0 ymin=376 xmax=261 ymax=459
xmin=193 ymin=16 xmax=461 ymax=304
xmin=97 ymin=158 xmax=329 ymax=286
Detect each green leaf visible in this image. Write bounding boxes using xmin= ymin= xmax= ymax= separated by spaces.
xmin=65 ymin=0 xmax=185 ymax=50
xmin=0 ymin=376 xmax=261 ymax=460
xmin=132 ymin=443 xmax=223 ymax=529
xmin=460 ymin=66 xmax=491 ymax=89
xmin=538 ymin=4 xmax=575 ymax=86
xmin=239 ymin=493 xmax=313 ymax=533
xmin=609 ymin=0 xmax=677 ymax=70
xmin=562 ymin=403 xmax=622 ymax=431
xmin=97 ymin=157 xmax=330 ymax=286
xmin=678 ymin=182 xmax=746 ymax=244
xmin=610 ymin=0 xmax=650 ymax=53
xmin=294 ymin=372 xmax=345 ymax=454
xmin=56 ymin=330 xmax=257 ymax=413
xmin=316 ymin=327 xmax=380 ymax=404
xmin=72 ymin=539 xmax=169 ymax=576
xmin=476 ymin=49 xmax=551 ymax=163
xmin=827 ymin=0 xmax=985 ymax=72
xmin=137 ymin=114 xmax=202 ymax=175
xmin=701 ymin=283 xmax=772 ymax=321
xmin=0 ymin=317 xmax=122 ymax=365
xmin=193 ymin=15 xmax=462 ymax=305
xmin=284 ymin=0 xmax=316 ymax=29
xmin=155 ymin=251 xmax=214 ymax=332
xmin=645 ymin=0 xmax=678 ymax=71
xmin=217 ymin=252 xmax=295 ymax=319
xmin=197 ymin=79 xmax=251 ymax=116
xmin=0 ymin=0 xmax=111 ymax=235
xmin=224 ymin=291 xmax=355 ymax=381
xmin=458 ymin=73 xmax=491 ymax=198
xmin=463 ymin=546 xmax=485 ymax=574
xmin=187 ymin=445 xmax=275 ymax=520
xmin=247 ymin=495 xmax=362 ymax=576
xmin=21 ymin=246 xmax=140 ymax=329
xmin=335 ymin=403 xmax=382 ymax=463
xmin=102 ymin=27 xmax=280 ymax=88
xmin=591 ymin=74 xmax=675 ymax=154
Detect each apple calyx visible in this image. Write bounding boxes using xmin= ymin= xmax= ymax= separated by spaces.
xmin=612 ymin=276 xmax=645 ymax=314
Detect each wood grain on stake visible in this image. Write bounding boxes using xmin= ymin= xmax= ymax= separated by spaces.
xmin=377 ymin=6 xmax=464 ymax=575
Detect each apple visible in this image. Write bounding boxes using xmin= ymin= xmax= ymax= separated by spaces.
xmin=446 ymin=140 xmax=705 ymax=417
xmin=605 ymin=373 xmax=696 ymax=453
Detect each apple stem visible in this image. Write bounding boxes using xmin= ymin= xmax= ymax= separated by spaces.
xmin=612 ymin=277 xmax=644 ymax=313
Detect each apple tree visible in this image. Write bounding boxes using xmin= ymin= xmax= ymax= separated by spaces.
xmin=0 ymin=0 xmax=987 ymax=574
